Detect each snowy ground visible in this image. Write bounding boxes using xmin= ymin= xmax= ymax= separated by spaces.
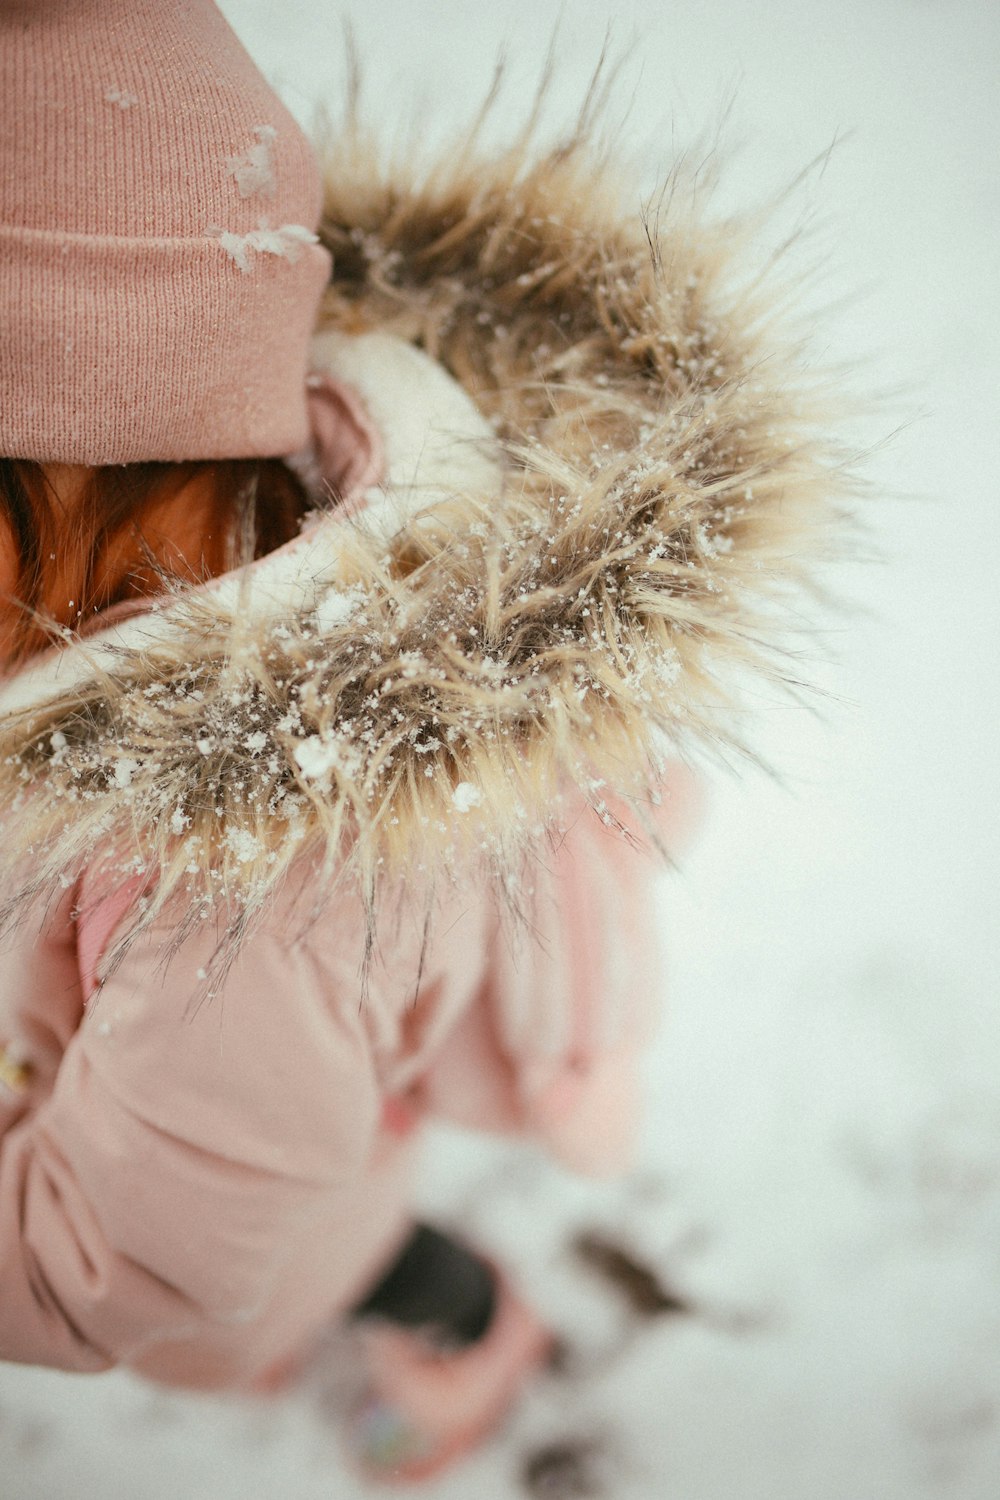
xmin=3 ymin=1 xmax=998 ymax=1496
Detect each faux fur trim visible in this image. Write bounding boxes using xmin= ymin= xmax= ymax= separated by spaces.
xmin=0 ymin=97 xmax=854 ymax=977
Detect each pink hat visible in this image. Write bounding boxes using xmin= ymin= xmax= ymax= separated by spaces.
xmin=0 ymin=0 xmax=332 ymax=466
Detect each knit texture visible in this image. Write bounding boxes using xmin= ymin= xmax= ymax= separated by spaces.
xmin=0 ymin=0 xmax=331 ymax=464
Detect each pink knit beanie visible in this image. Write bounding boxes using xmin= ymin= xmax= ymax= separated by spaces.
xmin=0 ymin=0 xmax=332 ymax=466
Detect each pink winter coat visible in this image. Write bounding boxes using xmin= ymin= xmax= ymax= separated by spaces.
xmin=0 ymin=785 xmax=685 ymax=1390
xmin=0 ymin=101 xmax=829 ymax=1389
xmin=0 ymin=335 xmax=697 ymax=1390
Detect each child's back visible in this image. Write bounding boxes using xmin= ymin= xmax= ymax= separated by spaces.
xmin=0 ymin=0 xmax=841 ymax=1479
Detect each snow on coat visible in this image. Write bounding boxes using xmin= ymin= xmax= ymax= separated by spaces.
xmin=0 ymin=109 xmax=849 ymax=1385
xmin=0 ymin=109 xmax=846 ymax=973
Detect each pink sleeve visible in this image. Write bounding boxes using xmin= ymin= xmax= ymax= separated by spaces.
xmin=0 ymin=915 xmax=382 ymax=1381
xmin=415 ymin=766 xmax=703 ymax=1176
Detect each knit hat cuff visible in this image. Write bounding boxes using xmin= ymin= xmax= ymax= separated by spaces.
xmin=0 ymin=223 xmax=332 ymax=465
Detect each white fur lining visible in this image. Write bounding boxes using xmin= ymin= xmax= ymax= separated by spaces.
xmin=0 ymin=334 xmax=504 ymax=720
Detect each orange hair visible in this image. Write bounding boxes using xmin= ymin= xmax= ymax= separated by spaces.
xmin=0 ymin=459 xmax=308 ymax=662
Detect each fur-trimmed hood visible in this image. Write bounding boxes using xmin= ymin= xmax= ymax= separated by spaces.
xmin=0 ymin=109 xmax=849 ymax=970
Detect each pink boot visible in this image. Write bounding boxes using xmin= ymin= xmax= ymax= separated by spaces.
xmin=342 ymin=1271 xmax=553 ymax=1484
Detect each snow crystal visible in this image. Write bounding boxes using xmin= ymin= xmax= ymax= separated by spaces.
xmin=452 ymin=782 xmax=482 ymax=813
xmin=225 ymin=828 xmax=261 ymax=865
xmin=694 ymin=523 xmax=734 ymax=559
xmin=104 ymin=86 xmax=138 ymax=110
xmin=654 ymin=650 xmax=683 ymax=686
xmin=244 ymin=731 xmax=268 ymax=753
xmin=224 ymin=124 xmax=277 ymax=200
xmin=215 ymin=221 xmax=318 ymax=275
xmin=170 ymin=807 xmax=190 ymax=836
xmin=112 ymin=757 xmax=140 ymax=789
xmin=314 ymin=584 xmax=364 ymax=633
xmin=293 ymin=735 xmax=339 ymax=781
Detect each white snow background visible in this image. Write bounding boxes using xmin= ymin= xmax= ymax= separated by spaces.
xmin=2 ymin=1 xmax=998 ymax=1496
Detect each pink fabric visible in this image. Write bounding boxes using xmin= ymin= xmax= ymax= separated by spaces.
xmin=74 ymin=875 xmax=148 ymax=1001
xmin=409 ymin=777 xmax=703 ymax=1175
xmin=305 ymin=372 xmax=385 ymax=504
xmin=0 ymin=778 xmax=699 ymax=1389
xmin=0 ymin=0 xmax=331 ymax=463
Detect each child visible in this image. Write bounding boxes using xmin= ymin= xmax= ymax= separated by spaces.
xmin=0 ymin=0 xmax=836 ymax=1482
